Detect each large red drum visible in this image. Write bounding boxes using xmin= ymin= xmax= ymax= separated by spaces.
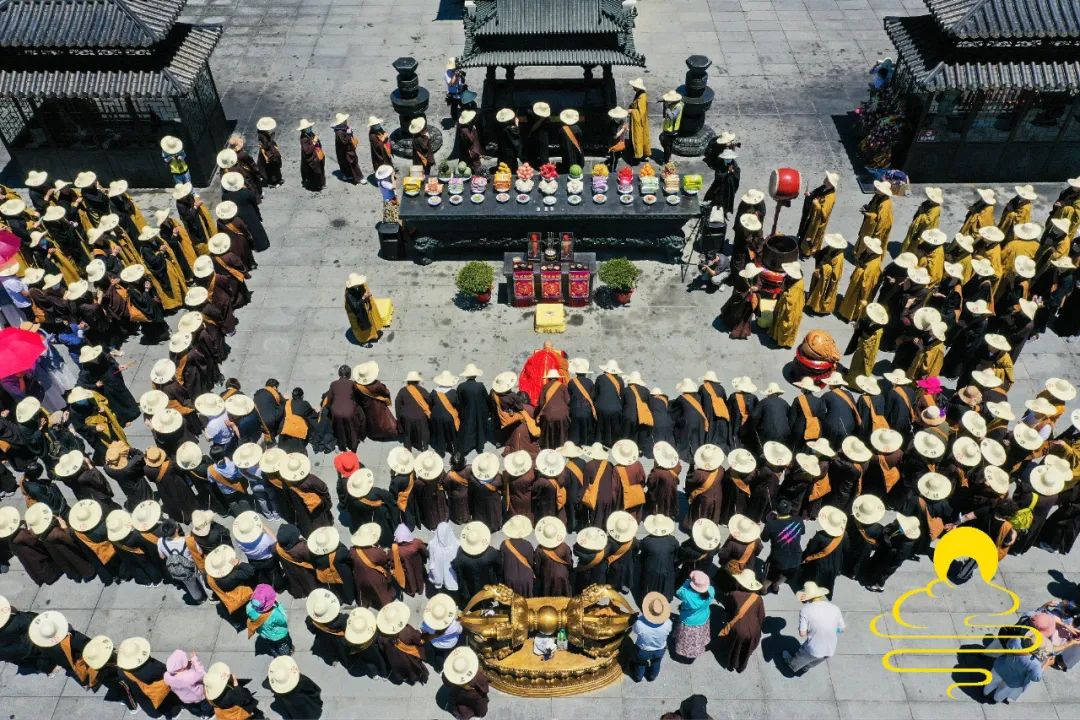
xmin=769 ymin=167 xmax=802 ymax=200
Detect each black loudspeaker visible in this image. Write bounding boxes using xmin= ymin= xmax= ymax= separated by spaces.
xmin=376 ymin=221 xmax=403 ymax=260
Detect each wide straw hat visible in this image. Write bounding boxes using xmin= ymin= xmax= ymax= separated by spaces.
xmin=913 ymin=306 xmax=941 ymax=331
xmin=256 ymin=116 xmax=277 ymax=132
xmin=535 ymin=448 xmax=566 ymax=477
xmin=267 ymin=655 xmax=300 ymax=694
xmin=918 ymin=472 xmax=952 ymax=501
xmin=503 ymin=450 xmax=532 ymax=477
xmin=611 ymin=439 xmax=640 ymax=466
xmin=694 ymin=444 xmax=725 ymax=471
xmin=15 ymin=396 xmax=41 ymax=424
xmin=606 ymin=510 xmax=638 ymax=543
xmin=470 ymin=452 xmax=500 ymax=482
xmin=653 ymin=441 xmax=681 ymax=469
xmin=204 ymin=545 xmax=239 ymax=579
xmin=982 ymin=466 xmax=1010 ymax=495
xmin=817 ymin=506 xmax=848 ymax=537
xmin=796 ymin=582 xmax=830 ymax=602
xmin=823 ymin=233 xmax=846 ymax=250
xmin=306 ymin=588 xmax=341 ymax=624
xmin=727 ymin=448 xmax=757 ymax=474
xmin=675 ymin=378 xmax=699 ymax=394
xmin=216 ymin=148 xmax=237 ymax=169
xmin=662 ymin=90 xmax=682 ymax=103
xmin=82 ymin=635 xmax=114 ymax=670
xmin=0 ymin=506 xmax=20 ymax=540
xmin=980 ymin=438 xmax=1007 ymax=467
xmin=85 ymin=259 xmax=106 ymax=283
xmin=641 ymin=591 xmax=672 ymax=623
xmin=1013 ymin=424 xmax=1045 ymax=453
xmin=1030 ymin=464 xmax=1067 ymax=496
xmin=795 ymin=452 xmax=822 ymax=478
xmin=739 ymin=214 xmax=762 ymax=233
xmin=782 ymin=261 xmax=803 ymax=280
xmin=921 ymin=228 xmax=947 ymax=247
xmin=583 ymin=442 xmax=608 ymax=462
xmin=643 ymin=514 xmax=676 ymax=537
xmin=176 ymin=310 xmax=203 ymax=335
xmin=443 ymin=646 xmax=480 ymax=686
xmin=307 ymin=526 xmax=340 ymax=556
xmin=1025 ymin=397 xmax=1057 ymax=417
xmin=742 ymin=189 xmax=766 ymax=204
xmin=854 ymin=375 xmax=881 ymax=396
xmin=204 ymin=662 xmax=232 ymax=701
xmin=532 ymin=101 xmax=552 ymax=118
xmin=119 ymin=264 xmax=145 ymax=284
xmin=913 ymin=430 xmax=946 ymax=459
xmin=629 ymin=78 xmax=646 ymax=91
xmin=976 ymin=187 xmax=997 ymax=205
xmin=951 ymin=436 xmax=982 ymax=467
xmin=560 ymin=109 xmax=580 ymax=125
xmin=491 ymin=371 xmax=517 ymax=393
xmin=763 ymin=382 xmax=785 ymax=395
xmin=68 ymin=499 xmax=103 ymax=533
xmin=841 ymin=436 xmax=872 ymax=463
xmin=277 ymin=453 xmax=310 ymax=483
xmin=223 ymin=393 xmax=254 ymax=418
xmin=74 ymin=171 xmax=97 ymax=189
xmin=116 ymin=636 xmax=151 ymax=671
xmin=458 ymin=110 xmax=477 ymax=125
xmin=865 ymin=302 xmax=889 ymax=326
xmin=598 ymin=359 xmax=623 ymax=375
xmin=432 ymin=370 xmax=458 ymax=387
xmin=221 ymin=171 xmax=245 ymax=193
xmin=971 ymin=368 xmax=1003 ymax=389
xmin=872 ymin=179 xmax=892 ymax=196
xmin=190 ymin=510 xmax=214 ymax=537
xmin=131 ymin=500 xmax=161 ymax=532
xmin=871 ymin=428 xmax=903 ymax=454
xmin=690 ymin=570 xmax=711 ymax=592
xmin=1013 ymin=221 xmax=1042 ymax=241
xmin=577 ymin=526 xmax=608 ymax=552
xmin=105 ymin=509 xmax=133 ymax=542
xmin=732 ymin=569 xmax=763 ymax=592
xmin=149 ymin=406 xmax=181 ymax=435
xmin=944 ymin=261 xmax=965 ymax=281
xmin=176 ymin=441 xmax=203 ymax=470
xmin=55 ymin=449 xmax=85 ymax=478
xmin=29 ymin=610 xmax=69 ymax=648
xmin=894 ymin=252 xmax=918 ymax=270
xmin=376 ymin=601 xmax=411 ymax=635
xmin=346 ymin=607 xmax=377 ymax=645
xmin=763 ymin=441 xmax=792 ymax=467
xmin=728 ymin=514 xmax=761 ymax=543
xmin=896 ymin=513 xmax=921 ymax=540
xmin=691 ymin=518 xmax=722 ymax=551
xmin=1014 ymin=255 xmax=1037 ymax=279
xmin=502 ymin=515 xmax=534 ymax=540
xmin=732 ymin=376 xmax=757 ymax=393
xmin=558 ymin=441 xmax=583 ymax=459
xmin=852 ymin=494 xmax=886 ymax=525
xmin=346 ymin=469 xmax=375 ymax=499
xmin=423 ymin=593 xmax=459 ymax=631
xmin=415 ymin=450 xmax=445 ymax=480
xmin=608 ymin=107 xmax=628 ymax=120
xmin=862 ymin=236 xmax=884 ymax=255
xmin=460 ymin=521 xmax=492 ymax=555
xmin=208 ymin=233 xmax=231 ymax=254
xmin=232 ymin=511 xmax=264 ymax=544
xmin=1045 ymin=377 xmax=1077 ymax=402
xmin=535 ymin=516 xmax=568 ymax=548
xmin=925 ymin=186 xmax=944 ymax=203
xmin=194 ymin=392 xmax=225 ymax=417
xmin=971 ymin=257 xmax=997 ymax=278
xmin=350 ymin=523 xmax=381 ymax=548
xmin=806 ymin=438 xmax=836 ymax=458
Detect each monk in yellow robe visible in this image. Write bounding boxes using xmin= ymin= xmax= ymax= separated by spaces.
xmin=977 ymin=335 xmax=1015 ymax=391
xmin=898 ymin=186 xmax=942 ymax=254
xmin=153 ymin=209 xmax=199 ymax=281
xmin=837 ymin=236 xmax=884 ymax=322
xmin=627 ymin=79 xmax=651 ymax=162
xmin=345 ymin=272 xmax=393 ymax=344
xmin=1000 ymin=221 xmax=1042 ymax=274
xmin=38 ymin=230 xmax=82 ymax=284
xmin=844 ymin=302 xmax=887 ymax=383
xmin=998 ymin=185 xmax=1035 ymax=241
xmin=909 ymin=321 xmax=946 ymax=379
xmin=806 ymin=233 xmax=845 ymax=314
xmin=946 ymin=233 xmax=975 ymax=284
xmin=769 ymin=262 xmax=805 ymax=348
xmin=797 ymin=172 xmax=838 ymax=257
xmin=959 ymin=188 xmax=997 ymax=236
xmin=915 ymin=228 xmax=946 ymax=286
xmin=138 ymin=227 xmax=187 ymax=311
xmin=977 ymin=226 xmax=1005 ymax=296
xmin=858 ymin=181 xmax=894 ymax=244
xmin=1050 ymin=179 xmax=1080 ymax=243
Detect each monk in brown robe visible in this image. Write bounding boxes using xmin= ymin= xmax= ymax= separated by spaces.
xmin=390 ymin=525 xmax=428 ymax=596
xmin=533 ymin=517 xmax=572 ymax=597
xmin=298 ymin=121 xmax=326 ymax=191
xmin=499 ymin=516 xmax=536 ymax=597
xmin=467 ymin=454 xmax=503 ymax=531
xmin=716 ymin=570 xmax=766 ymax=673
xmin=535 ymin=370 xmax=571 ymax=449
xmin=333 ymin=115 xmax=364 ymax=184
xmin=645 ymin=444 xmax=681 ymax=519
xmin=350 ymin=530 xmax=396 ymax=609
xmin=367 ymin=118 xmax=393 ymax=172
xmin=274 ymin=524 xmax=319 ymax=598
xmin=377 ymin=605 xmax=429 ymax=685
xmin=353 ymin=363 xmax=399 ymax=441
xmin=442 ymin=457 xmax=471 ymax=525
xmin=685 ymin=445 xmax=725 ymax=525
xmin=10 ymin=524 xmax=62 ymax=585
xmin=325 ymin=366 xmax=365 ymax=452
xmin=414 ymin=452 xmax=449 ymax=530
xmin=581 ymin=445 xmax=619 ymax=528
xmin=396 ymin=375 xmax=431 ymax=451
xmin=502 ymin=451 xmax=536 ymax=522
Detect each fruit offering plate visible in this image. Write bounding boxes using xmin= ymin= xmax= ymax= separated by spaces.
xmin=666 ymin=194 xmax=681 ymax=205
xmin=471 ymin=193 xmax=485 ymax=204
xmin=496 ymin=192 xmax=510 ymax=203
xmin=449 ymin=195 xmax=464 ymax=205
xmin=593 ymin=193 xmax=607 ymax=204
xmin=516 ymin=193 xmax=531 ymax=204
xmin=567 ymin=195 xmax=582 ymax=205
xmin=427 ymin=195 xmax=442 ymax=206
xmin=619 ymin=194 xmax=634 ymax=205
xmin=642 ymin=194 xmax=657 ymax=205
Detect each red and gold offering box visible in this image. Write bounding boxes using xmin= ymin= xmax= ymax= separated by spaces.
xmin=513 ymin=268 xmax=536 ymax=307
xmin=540 ymin=268 xmax=563 ymax=302
xmin=568 ymin=269 xmax=591 ymax=306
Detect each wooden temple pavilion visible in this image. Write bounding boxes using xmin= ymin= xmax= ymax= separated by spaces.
xmin=0 ymin=0 xmax=227 ymax=187
xmin=879 ymin=0 xmax=1080 ymax=181
xmin=459 ymin=0 xmax=645 ymax=151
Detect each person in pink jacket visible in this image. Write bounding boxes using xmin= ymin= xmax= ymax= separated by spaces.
xmin=163 ymin=649 xmax=211 ymax=717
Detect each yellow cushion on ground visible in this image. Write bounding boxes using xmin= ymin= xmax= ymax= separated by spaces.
xmin=535 ymin=303 xmax=566 ymax=334
xmin=374 ymin=297 xmax=394 ymax=326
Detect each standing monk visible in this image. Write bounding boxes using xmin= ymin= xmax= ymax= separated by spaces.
xmin=837 ymin=236 xmax=884 ymax=323
xmin=455 ymin=110 xmax=483 ymax=175
xmin=524 ymin=102 xmax=551 ymax=168
xmin=998 ymin=185 xmax=1036 ymax=241
xmin=367 ymin=117 xmax=393 ymax=175
xmin=898 ymin=186 xmax=943 ymax=255
xmin=769 ymin=262 xmax=805 ymax=349
xmin=494 ymin=109 xmax=522 ymax=172
xmin=557 ymin=109 xmax=584 ymax=173
xmin=256 ymin=117 xmax=283 ymax=187
xmin=627 ymin=78 xmax=651 ymax=163
xmin=297 ymin=119 xmax=326 ymax=191
xmin=797 ymin=171 xmax=838 ymax=258
xmin=958 ymin=188 xmax=997 ymax=237
xmin=805 ymin=234 xmax=846 ymax=315
xmin=409 ymin=117 xmax=434 ymax=174
xmin=858 ymin=180 xmax=894 ymax=244
xmin=535 ymin=369 xmax=571 ymax=450
xmin=331 ymin=113 xmax=364 ymax=184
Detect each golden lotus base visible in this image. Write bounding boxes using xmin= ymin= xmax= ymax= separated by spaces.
xmin=478 ymin=596 xmax=623 ymax=697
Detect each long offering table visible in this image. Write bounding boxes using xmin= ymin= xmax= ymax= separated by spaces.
xmin=398 ymin=189 xmax=700 ymax=264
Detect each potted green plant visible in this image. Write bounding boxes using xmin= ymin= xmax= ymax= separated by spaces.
xmin=437 ymin=160 xmax=452 ymax=182
xmin=598 ymin=257 xmax=641 ymax=304
xmin=456 ymin=260 xmax=495 ymax=304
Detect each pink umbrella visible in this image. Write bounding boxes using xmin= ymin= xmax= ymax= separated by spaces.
xmin=0 ymin=229 xmax=21 ymax=267
xmin=0 ymin=326 xmax=46 ymax=379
